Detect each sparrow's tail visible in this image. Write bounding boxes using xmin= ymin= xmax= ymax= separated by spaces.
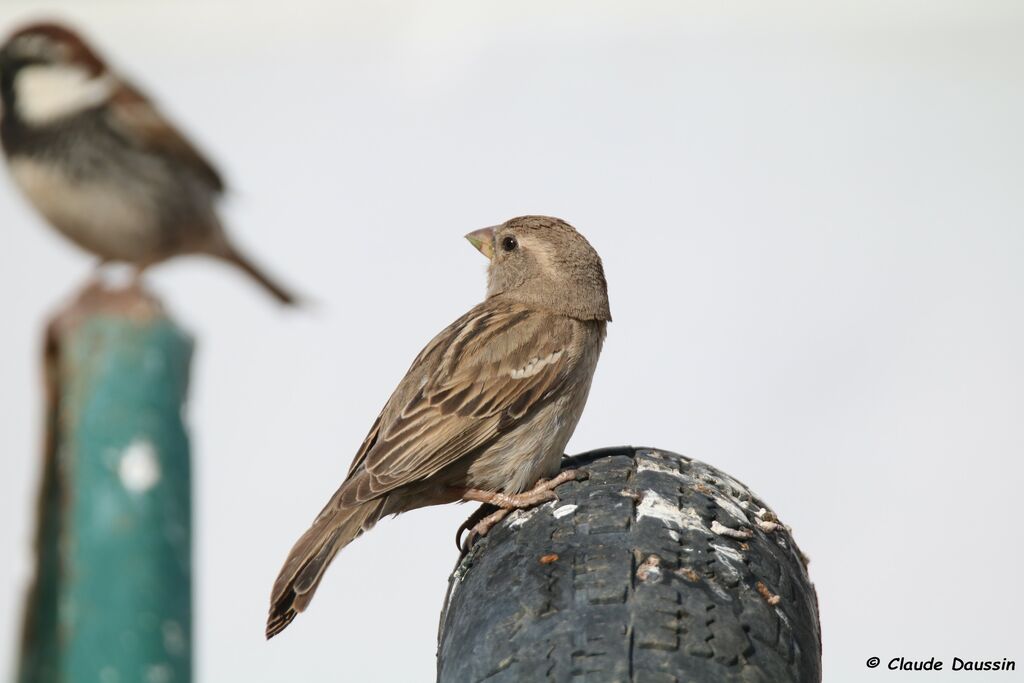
xmin=266 ymin=498 xmax=385 ymax=639
xmin=218 ymin=245 xmax=300 ymax=306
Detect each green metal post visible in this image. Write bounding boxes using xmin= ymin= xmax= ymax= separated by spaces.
xmin=17 ymin=285 xmax=194 ymax=683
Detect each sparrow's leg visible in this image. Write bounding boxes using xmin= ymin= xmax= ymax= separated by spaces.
xmin=129 ymin=261 xmax=153 ymax=289
xmin=472 ymin=508 xmax=512 ymax=535
xmin=459 ymin=508 xmax=512 ymax=555
xmin=124 ymin=259 xmax=163 ymax=299
xmin=458 ymin=469 xmax=587 ymax=509
xmin=454 ymin=470 xmax=588 ymax=553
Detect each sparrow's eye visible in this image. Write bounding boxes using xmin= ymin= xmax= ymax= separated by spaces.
xmin=501 ymin=236 xmax=518 ymax=252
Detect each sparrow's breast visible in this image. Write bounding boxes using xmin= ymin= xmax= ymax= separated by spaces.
xmin=8 ymin=155 xmax=162 ymax=261
xmin=5 ymin=109 xmax=221 ymax=264
xmin=465 ymin=319 xmax=606 ymax=494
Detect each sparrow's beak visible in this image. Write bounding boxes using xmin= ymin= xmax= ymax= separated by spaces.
xmin=465 ymin=227 xmax=496 ymax=260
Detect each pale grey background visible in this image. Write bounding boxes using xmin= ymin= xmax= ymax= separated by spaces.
xmin=1 ymin=1 xmax=1021 ymax=681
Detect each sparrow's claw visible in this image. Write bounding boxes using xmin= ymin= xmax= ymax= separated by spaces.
xmin=455 ymin=503 xmax=499 ymax=553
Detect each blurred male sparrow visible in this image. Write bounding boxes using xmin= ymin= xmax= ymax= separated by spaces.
xmin=267 ymin=216 xmax=611 ymax=637
xmin=0 ymin=22 xmax=297 ymax=304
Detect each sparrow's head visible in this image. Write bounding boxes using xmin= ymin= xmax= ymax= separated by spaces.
xmin=0 ymin=22 xmax=113 ymax=126
xmin=466 ymin=215 xmax=611 ymax=322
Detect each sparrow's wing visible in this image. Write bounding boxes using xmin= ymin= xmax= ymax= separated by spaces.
xmin=105 ymin=82 xmax=226 ymax=193
xmin=337 ymin=301 xmax=580 ymax=505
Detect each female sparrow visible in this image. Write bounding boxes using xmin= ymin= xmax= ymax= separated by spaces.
xmin=267 ymin=216 xmax=611 ymax=637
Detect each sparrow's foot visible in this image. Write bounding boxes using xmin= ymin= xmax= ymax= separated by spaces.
xmin=462 ymin=507 xmax=512 ymax=557
xmin=455 ymin=469 xmax=588 ymax=554
xmin=460 ymin=468 xmax=586 ymax=509
xmin=455 ymin=503 xmax=498 ymax=553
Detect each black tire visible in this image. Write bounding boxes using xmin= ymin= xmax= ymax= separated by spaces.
xmin=437 ymin=446 xmax=821 ymax=683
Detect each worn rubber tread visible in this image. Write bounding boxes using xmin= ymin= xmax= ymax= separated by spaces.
xmin=437 ymin=446 xmax=820 ymax=683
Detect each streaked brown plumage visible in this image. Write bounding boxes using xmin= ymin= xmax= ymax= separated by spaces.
xmin=0 ymin=22 xmax=297 ymax=304
xmin=267 ymin=216 xmax=610 ymax=637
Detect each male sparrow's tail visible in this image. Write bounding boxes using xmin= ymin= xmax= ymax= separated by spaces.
xmin=219 ymin=245 xmax=300 ymax=306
